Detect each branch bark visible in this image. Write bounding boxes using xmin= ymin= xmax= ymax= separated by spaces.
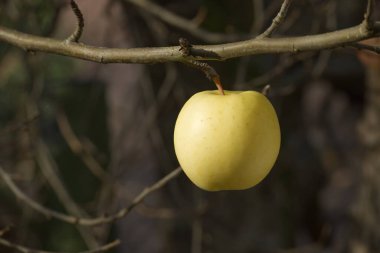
xmin=257 ymin=0 xmax=292 ymax=38
xmin=0 ymin=21 xmax=378 ymax=64
xmin=0 ymin=165 xmax=182 ymax=226
xmin=66 ymin=0 xmax=84 ymax=43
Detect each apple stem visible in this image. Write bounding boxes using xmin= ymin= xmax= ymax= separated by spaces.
xmin=212 ymin=77 xmax=225 ymax=95
xmin=178 ymin=38 xmax=224 ymax=95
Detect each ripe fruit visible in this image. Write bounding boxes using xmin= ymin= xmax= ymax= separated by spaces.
xmin=174 ymin=90 xmax=280 ymax=191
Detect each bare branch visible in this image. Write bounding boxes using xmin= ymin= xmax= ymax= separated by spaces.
xmin=56 ymin=112 xmax=108 ymax=180
xmin=0 ymin=21 xmax=377 ymax=64
xmin=252 ymin=0 xmax=265 ymax=35
xmin=241 ymin=53 xmax=315 ymax=88
xmin=191 ymin=219 xmax=203 ymax=253
xmin=257 ymin=0 xmax=292 ymax=39
xmin=364 ymin=0 xmax=374 ymax=24
xmin=0 ymin=165 xmax=182 ymax=226
xmin=66 ymin=0 xmax=84 ymax=43
xmin=311 ymin=50 xmax=332 ymax=78
xmin=36 ymin=141 xmax=98 ymax=247
xmin=124 ymin=0 xmax=239 ymax=43
xmin=191 ymin=7 xmax=208 ymax=27
xmin=233 ymin=0 xmax=264 ymax=84
xmin=0 ymin=237 xmax=120 ymax=253
xmin=348 ymin=42 xmax=380 ymax=54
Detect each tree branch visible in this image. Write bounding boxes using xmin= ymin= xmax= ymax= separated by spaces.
xmin=242 ymin=52 xmax=315 ymax=88
xmin=124 ymin=0 xmax=239 ymax=43
xmin=0 ymin=165 xmax=182 ymax=226
xmin=252 ymin=0 xmax=265 ymax=35
xmin=35 ymin=140 xmax=99 ymax=247
xmin=66 ymin=0 xmax=84 ymax=43
xmin=257 ymin=0 xmax=292 ymax=39
xmin=349 ymin=42 xmax=380 ymax=54
xmin=364 ymin=0 xmax=374 ymax=24
xmin=0 ymin=21 xmax=378 ymax=64
xmin=56 ymin=112 xmax=108 ymax=180
xmin=0 ymin=237 xmax=120 ymax=253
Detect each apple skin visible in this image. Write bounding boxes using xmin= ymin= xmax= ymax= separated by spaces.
xmin=174 ymin=90 xmax=280 ymax=191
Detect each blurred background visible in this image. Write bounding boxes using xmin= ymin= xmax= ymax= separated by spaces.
xmin=0 ymin=0 xmax=379 ymax=252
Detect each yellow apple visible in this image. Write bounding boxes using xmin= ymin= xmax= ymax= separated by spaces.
xmin=174 ymin=90 xmax=280 ymax=191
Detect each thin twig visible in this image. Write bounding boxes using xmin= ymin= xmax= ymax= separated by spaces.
xmin=364 ymin=0 xmax=374 ymax=24
xmin=311 ymin=50 xmax=332 ymax=78
xmin=191 ymin=7 xmax=208 ymax=27
xmin=36 ymin=141 xmax=98 ymax=247
xmin=124 ymin=0 xmax=240 ymax=43
xmin=66 ymin=0 xmax=84 ymax=43
xmin=56 ymin=112 xmax=108 ymax=180
xmin=128 ymin=63 xmax=177 ymax=164
xmin=0 ymin=237 xmax=120 ymax=253
xmin=0 ymin=165 xmax=182 ymax=226
xmin=233 ymin=0 xmax=264 ymax=84
xmin=191 ymin=219 xmax=203 ymax=253
xmin=252 ymin=0 xmax=265 ymax=35
xmin=257 ymin=0 xmax=292 ymax=38
xmin=191 ymin=191 xmax=205 ymax=253
xmin=242 ymin=53 xmax=315 ymax=88
xmin=36 ymin=141 xmax=90 ymax=219
xmin=349 ymin=42 xmax=380 ymax=54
